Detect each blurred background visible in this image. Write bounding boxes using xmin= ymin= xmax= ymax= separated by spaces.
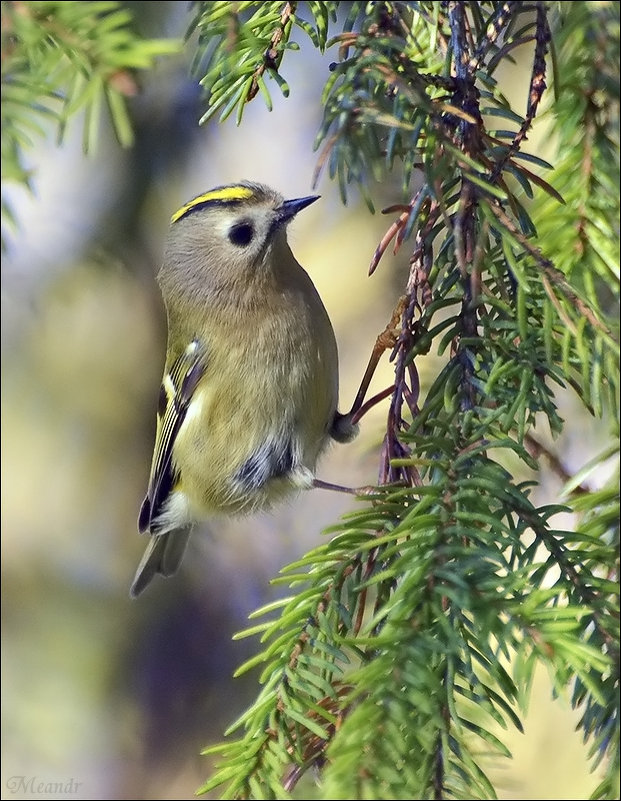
xmin=1 ymin=3 xmax=612 ymax=799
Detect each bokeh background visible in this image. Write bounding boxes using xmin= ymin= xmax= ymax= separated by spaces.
xmin=1 ymin=4 xmax=614 ymax=799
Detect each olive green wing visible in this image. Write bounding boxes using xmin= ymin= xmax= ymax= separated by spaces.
xmin=138 ymin=339 xmax=206 ymax=535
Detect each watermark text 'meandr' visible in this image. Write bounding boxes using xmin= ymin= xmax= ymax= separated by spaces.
xmin=6 ymin=776 xmax=83 ymax=795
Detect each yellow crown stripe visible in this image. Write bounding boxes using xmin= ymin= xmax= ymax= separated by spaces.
xmin=171 ymin=186 xmax=255 ymax=223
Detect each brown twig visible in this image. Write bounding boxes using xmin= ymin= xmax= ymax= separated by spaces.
xmin=247 ymin=2 xmax=296 ymax=101
xmin=468 ymin=1 xmax=519 ymax=75
xmin=524 ymin=433 xmax=590 ymax=496
xmin=488 ymin=2 xmax=551 ymax=185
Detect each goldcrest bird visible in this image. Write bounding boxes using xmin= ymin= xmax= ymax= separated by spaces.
xmin=131 ymin=181 xmax=357 ymax=597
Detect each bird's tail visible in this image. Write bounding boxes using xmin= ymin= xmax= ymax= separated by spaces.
xmin=130 ymin=527 xmax=192 ymax=598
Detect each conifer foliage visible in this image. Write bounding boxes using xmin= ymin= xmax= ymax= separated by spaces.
xmin=190 ymin=3 xmax=620 ymax=798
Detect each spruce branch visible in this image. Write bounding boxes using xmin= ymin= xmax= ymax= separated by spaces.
xmin=1 ymin=0 xmax=179 ymax=239
xmin=179 ymin=3 xmax=619 ymax=798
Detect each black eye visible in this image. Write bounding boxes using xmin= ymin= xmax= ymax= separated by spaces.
xmin=228 ymin=221 xmax=254 ymax=246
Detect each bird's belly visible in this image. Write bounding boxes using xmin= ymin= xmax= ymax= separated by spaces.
xmin=173 ymin=360 xmax=334 ymax=516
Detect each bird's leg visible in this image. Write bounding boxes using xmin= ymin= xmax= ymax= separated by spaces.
xmin=315 ymin=297 xmax=409 ymax=498
xmin=312 ymin=478 xmax=374 ymax=495
xmin=344 ymin=295 xmax=408 ymax=425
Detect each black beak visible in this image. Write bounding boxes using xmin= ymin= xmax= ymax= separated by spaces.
xmin=277 ymin=194 xmax=320 ymax=223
